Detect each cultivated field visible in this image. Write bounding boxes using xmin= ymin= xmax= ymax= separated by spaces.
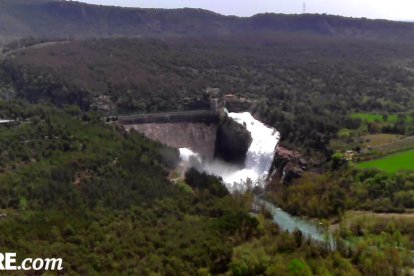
xmin=371 ymin=135 xmax=414 ymax=154
xmin=359 ymin=133 xmax=404 ymax=147
xmin=357 ymin=150 xmax=414 ymax=173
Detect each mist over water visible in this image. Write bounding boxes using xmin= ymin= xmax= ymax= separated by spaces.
xmin=179 ymin=112 xmax=280 ymax=191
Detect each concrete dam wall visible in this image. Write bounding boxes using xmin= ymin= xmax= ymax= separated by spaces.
xmin=120 ymin=111 xmax=221 ymax=159
xmin=125 ymin=122 xmax=218 ymax=159
xmin=119 ymin=110 xmax=252 ymax=163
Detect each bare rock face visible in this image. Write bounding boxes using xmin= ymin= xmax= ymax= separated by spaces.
xmin=270 ymin=146 xmax=307 ymax=184
xmin=214 ymin=116 xmax=252 ymax=165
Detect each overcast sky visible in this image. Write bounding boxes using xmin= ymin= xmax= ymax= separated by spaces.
xmin=79 ymin=0 xmax=414 ymax=20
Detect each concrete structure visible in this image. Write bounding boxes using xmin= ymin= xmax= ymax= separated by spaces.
xmin=0 ymin=119 xmax=18 ymax=126
xmin=117 ymin=110 xmax=222 ymax=159
xmin=210 ymin=98 xmax=219 ymax=111
xmin=126 ymin=122 xmax=218 ymax=159
xmin=344 ymin=150 xmax=355 ymax=161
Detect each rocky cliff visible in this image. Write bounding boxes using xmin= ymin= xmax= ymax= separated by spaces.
xmin=214 ymin=116 xmax=252 ymax=165
xmin=269 ymin=146 xmax=307 ymax=184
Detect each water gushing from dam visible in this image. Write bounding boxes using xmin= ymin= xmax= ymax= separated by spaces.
xmin=179 ymin=111 xmax=335 ymax=248
xmin=179 ymin=112 xmax=280 ymax=191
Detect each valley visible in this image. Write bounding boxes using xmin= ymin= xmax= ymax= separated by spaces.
xmin=0 ymin=0 xmax=413 ymax=274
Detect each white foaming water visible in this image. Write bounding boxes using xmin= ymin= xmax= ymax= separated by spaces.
xmin=179 ymin=112 xmax=280 ymax=191
xmin=179 ymin=148 xmax=199 ymax=162
xmin=227 ymin=112 xmax=280 ymax=186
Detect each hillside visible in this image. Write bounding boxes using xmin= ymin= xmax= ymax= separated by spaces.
xmin=0 ymin=1 xmax=414 ymax=274
xmin=1 ymin=0 xmax=414 ymax=42
xmin=2 ymin=35 xmax=414 ymax=154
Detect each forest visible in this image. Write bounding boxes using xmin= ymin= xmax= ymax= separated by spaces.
xmin=1 ymin=34 xmax=414 ymax=157
xmin=0 ymin=102 xmax=409 ymax=274
xmin=0 ymin=101 xmax=248 ymax=274
xmin=0 ymin=9 xmax=413 ymax=274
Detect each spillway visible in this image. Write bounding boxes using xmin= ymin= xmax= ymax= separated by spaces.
xmin=179 ymin=113 xmax=335 ymax=248
xmin=179 ymin=112 xmax=280 ymax=191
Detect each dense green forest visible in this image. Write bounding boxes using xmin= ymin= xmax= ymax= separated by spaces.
xmin=0 ymin=101 xmax=248 ymax=274
xmin=0 ymin=3 xmax=414 ymax=273
xmin=0 ymin=102 xmax=409 ymax=274
xmin=2 ymin=35 xmax=414 ymax=156
xmin=269 ymin=169 xmax=414 ymax=218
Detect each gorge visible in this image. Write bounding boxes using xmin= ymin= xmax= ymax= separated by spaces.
xmin=176 ymin=111 xmax=334 ymax=247
xmin=119 ymin=109 xmax=333 ymax=245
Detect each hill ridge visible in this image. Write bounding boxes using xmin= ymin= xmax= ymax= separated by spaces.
xmin=1 ymin=0 xmax=414 ymax=42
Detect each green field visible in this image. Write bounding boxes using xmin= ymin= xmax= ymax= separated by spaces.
xmin=351 ymin=113 xmax=413 ymax=123
xmin=357 ymin=150 xmax=414 ymax=173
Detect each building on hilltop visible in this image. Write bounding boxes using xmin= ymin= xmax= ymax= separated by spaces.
xmin=344 ymin=150 xmax=355 ymax=161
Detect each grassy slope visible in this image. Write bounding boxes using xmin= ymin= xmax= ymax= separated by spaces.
xmin=351 ymin=112 xmax=413 ymax=123
xmin=360 ymin=134 xmax=403 ymax=147
xmin=357 ymin=150 xmax=414 ymax=173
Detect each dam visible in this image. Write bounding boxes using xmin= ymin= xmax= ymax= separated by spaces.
xmin=118 ymin=110 xmax=222 ymax=160
xmin=180 ymin=112 xmax=281 ymax=191
xmin=117 ymin=109 xmax=328 ymax=247
xmin=116 ymin=108 xmax=304 ymax=188
xmin=117 ymin=108 xmax=283 ymax=189
xmin=115 ymin=91 xmax=258 ymax=160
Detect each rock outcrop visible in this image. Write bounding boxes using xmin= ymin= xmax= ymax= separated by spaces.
xmin=269 ymin=146 xmax=307 ymax=184
xmin=214 ymin=116 xmax=252 ymax=165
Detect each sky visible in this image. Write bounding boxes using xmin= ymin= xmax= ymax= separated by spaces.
xmin=79 ymin=0 xmax=414 ymax=20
